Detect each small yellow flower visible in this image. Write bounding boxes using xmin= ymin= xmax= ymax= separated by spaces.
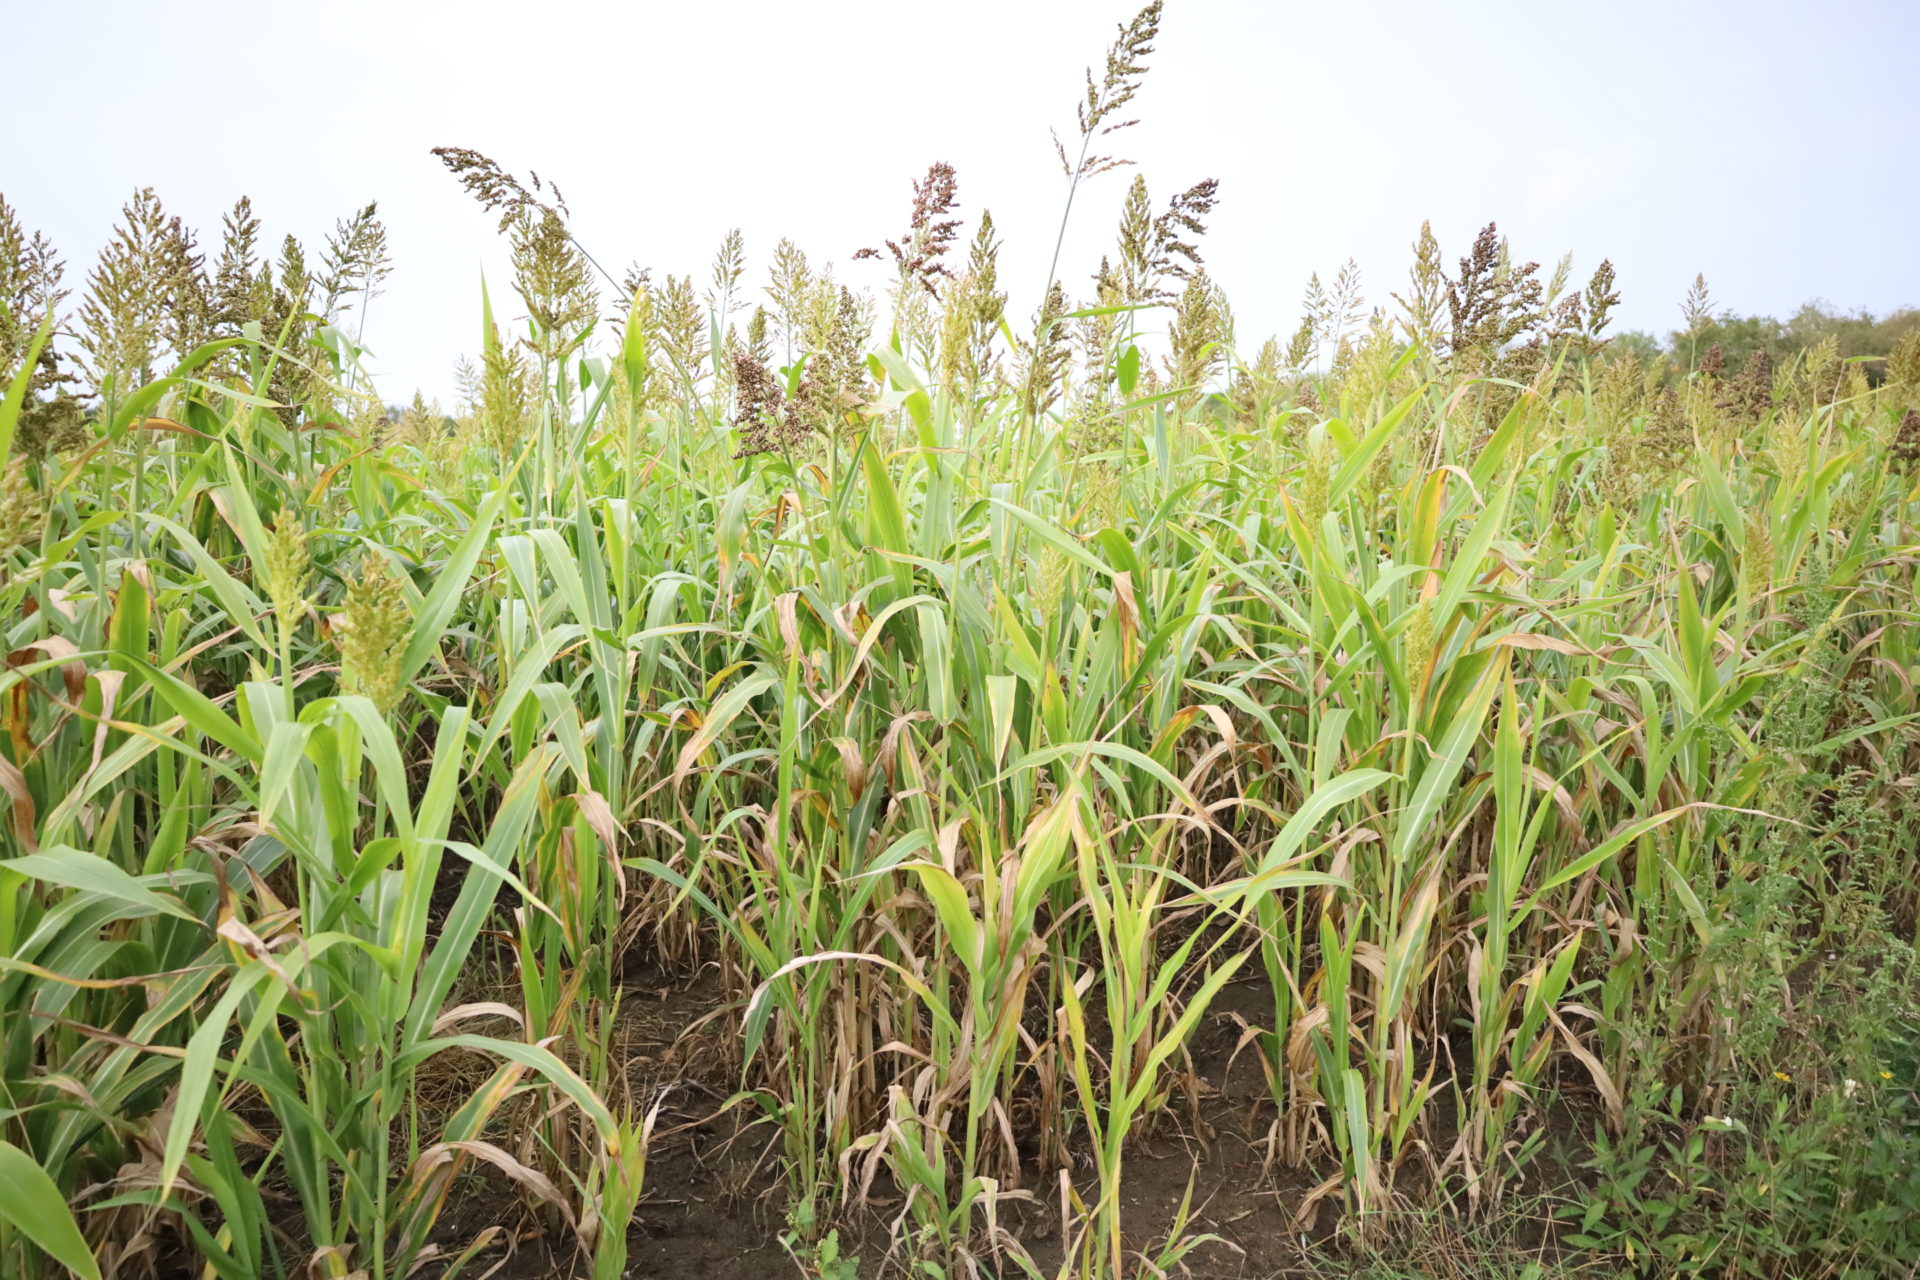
xmin=1773 ymin=1071 xmax=1791 ymax=1083
xmin=1883 ymin=1071 xmax=1895 ymax=1081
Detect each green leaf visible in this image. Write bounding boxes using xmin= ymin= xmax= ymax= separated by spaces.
xmin=1258 ymin=768 xmax=1396 ymax=876
xmin=398 ymin=481 xmax=513 ymax=688
xmin=0 ymin=1139 xmax=100 ymax=1280
xmin=2 ymin=847 xmax=198 ymax=922
xmin=0 ymin=310 xmax=55 ymax=465
xmin=127 ymin=657 xmax=261 ymax=761
xmin=1534 ymin=805 xmax=1701 ymax=896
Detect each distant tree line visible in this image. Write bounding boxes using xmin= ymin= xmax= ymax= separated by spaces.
xmin=1609 ymin=287 xmax=1920 ymax=383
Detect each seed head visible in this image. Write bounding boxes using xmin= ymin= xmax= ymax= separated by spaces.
xmin=0 ymin=462 xmax=46 ymax=556
xmin=1 ymin=196 xmax=88 ymax=459
xmin=263 ymin=514 xmax=312 ymax=625
xmin=1679 ymin=273 xmax=1714 ymax=335
xmin=1392 ymin=220 xmax=1447 ymax=354
xmin=1743 ymin=505 xmax=1774 ymax=596
xmin=1717 ymin=348 xmax=1774 ymax=422
xmin=76 ymin=187 xmax=210 ymax=397
xmin=1403 ymin=597 xmax=1435 ymax=695
xmin=1283 ymin=315 xmax=1315 ymax=373
xmin=1888 ymin=327 xmax=1920 ymax=393
xmin=1792 ymin=335 xmax=1844 ymax=413
xmin=1058 ymin=0 xmax=1163 ymax=182
xmin=1444 ymin=222 xmax=1543 ymax=362
xmin=1639 ymin=386 xmax=1693 ymax=475
xmin=431 ymin=147 xmax=569 ymax=233
xmin=1166 ymin=270 xmax=1229 ymax=408
xmin=706 ymin=227 xmax=747 ymax=318
xmin=1296 ymin=432 xmax=1333 ymax=528
xmin=510 ymin=207 xmax=598 ymax=363
xmin=319 ymin=202 xmax=391 ymax=324
xmin=1582 ymin=258 xmax=1621 ymax=346
xmin=1594 ymin=351 xmax=1644 ymax=435
xmin=730 ymin=352 xmax=802 ymax=458
xmin=1018 ymin=283 xmax=1071 ymax=420
xmin=479 ymin=335 xmax=534 ymax=454
xmin=1893 ymin=409 xmax=1920 ymax=472
xmin=856 ymin=162 xmax=963 ymax=298
xmin=746 ymin=306 xmax=773 ymax=366
xmin=1698 ymin=343 xmax=1726 ymax=381
xmin=1294 ymin=382 xmax=1324 ymax=420
xmin=650 ymin=273 xmax=709 ymax=403
xmin=340 ymin=556 xmax=411 ymax=713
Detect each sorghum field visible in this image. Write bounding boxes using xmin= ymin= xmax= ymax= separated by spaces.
xmin=2 ymin=7 xmax=1918 ymax=1278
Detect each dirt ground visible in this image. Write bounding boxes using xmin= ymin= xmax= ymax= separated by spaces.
xmin=557 ymin=971 xmax=1323 ymax=1280
xmin=463 ymin=968 xmax=1580 ymax=1280
xmin=144 ymin=964 xmax=1585 ymax=1280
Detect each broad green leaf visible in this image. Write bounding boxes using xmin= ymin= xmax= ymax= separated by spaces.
xmin=0 ymin=1139 xmax=100 ymax=1280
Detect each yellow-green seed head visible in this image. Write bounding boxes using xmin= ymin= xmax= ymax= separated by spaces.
xmin=263 ymin=514 xmax=312 ymax=625
xmin=340 ymin=556 xmax=411 ymax=714
xmin=0 ymin=462 xmax=46 ymax=556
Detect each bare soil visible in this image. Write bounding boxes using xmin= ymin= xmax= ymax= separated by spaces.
xmin=151 ymin=964 xmax=1593 ymax=1279
xmin=476 ymin=969 xmax=1510 ymax=1280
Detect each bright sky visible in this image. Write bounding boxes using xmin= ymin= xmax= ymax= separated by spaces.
xmin=7 ymin=0 xmax=1916 ymax=403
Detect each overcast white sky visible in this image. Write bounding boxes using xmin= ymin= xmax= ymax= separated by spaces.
xmin=6 ymin=0 xmax=1916 ymax=402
